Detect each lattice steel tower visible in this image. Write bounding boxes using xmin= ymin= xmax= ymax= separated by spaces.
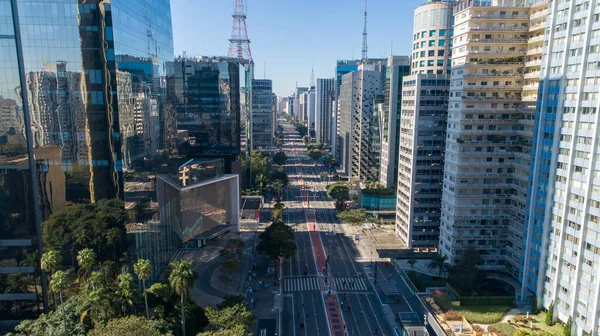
xmin=228 ymin=0 xmax=253 ymax=61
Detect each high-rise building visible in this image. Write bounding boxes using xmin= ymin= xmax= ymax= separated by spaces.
xmin=439 ymin=0 xmax=543 ymax=281
xmin=250 ymin=79 xmax=273 ymax=150
xmin=395 ymin=0 xmax=454 ymax=248
xmin=315 ymin=78 xmax=335 ymax=146
xmin=293 ymin=87 xmax=308 ymax=122
xmin=523 ymin=1 xmax=600 ymax=333
xmin=307 ymin=88 xmax=316 ymax=137
xmin=0 ymin=0 xmax=173 ymax=326
xmin=410 ymin=0 xmax=454 ymax=75
xmin=338 ymin=63 xmax=385 ymax=181
xmin=335 ymin=60 xmax=361 ymax=99
xmin=377 ymin=56 xmax=411 ymax=189
xmin=166 ymin=57 xmax=241 ymax=172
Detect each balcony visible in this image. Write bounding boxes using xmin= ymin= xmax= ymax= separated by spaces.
xmin=522 ymin=95 xmax=537 ymax=101
xmin=466 ymin=49 xmax=525 ymax=56
xmin=468 ymin=37 xmax=528 ymax=44
xmin=463 ymin=72 xmax=523 ymax=78
xmin=529 ymin=9 xmax=547 ymax=20
xmin=529 ymin=22 xmax=545 ymax=32
xmin=464 ymin=84 xmax=523 ymax=90
xmin=528 ymin=35 xmax=545 ymax=43
xmin=461 ymin=95 xmax=522 ymax=102
xmin=522 ymin=83 xmax=539 ymax=91
xmin=523 ymin=71 xmax=541 ymax=78
xmin=524 ymin=59 xmax=541 ymax=67
xmin=469 ymin=26 xmax=529 ymax=32
xmin=526 ymin=47 xmax=543 ymax=56
xmin=469 ymin=13 xmax=530 ymax=20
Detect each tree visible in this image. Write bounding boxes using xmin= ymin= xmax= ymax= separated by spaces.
xmin=41 ymin=250 xmax=61 ymax=275
xmin=563 ymin=316 xmax=572 ymax=336
xmin=256 ymin=221 xmax=297 ymax=262
xmin=216 ymin=295 xmax=246 ymax=310
xmin=116 ymin=273 xmax=135 ymax=316
xmin=42 ymin=198 xmax=127 ymax=268
xmin=14 ymin=296 xmax=86 ymax=336
xmin=41 ymin=250 xmax=62 ymax=309
xmin=272 ymin=151 xmax=287 ymax=165
xmin=204 ymin=303 xmax=255 ymax=333
xmin=296 ymin=124 xmax=308 ymax=137
xmin=545 ymin=302 xmax=554 ymax=326
xmin=513 ymin=329 xmax=531 ymax=336
xmin=88 ymin=316 xmax=166 ymax=336
xmin=49 ymin=270 xmax=69 ymax=333
xmin=198 ymin=325 xmax=246 ymax=336
xmin=168 ymin=260 xmax=196 ymax=336
xmin=271 ymin=169 xmax=289 ymax=187
xmin=302 ymin=135 xmax=310 ymax=146
xmin=134 ymin=259 xmax=153 ymax=319
xmin=448 ymin=246 xmax=485 ymax=294
xmin=77 ymin=248 xmax=96 ymax=287
xmin=428 ymin=254 xmax=449 ymax=278
xmin=327 ymin=183 xmax=350 ymax=210
xmin=407 ymin=258 xmax=417 ymax=270
xmin=337 ymin=209 xmax=370 ymax=227
xmin=307 ymin=149 xmax=324 ymax=164
xmin=272 ymin=203 xmax=284 ymax=221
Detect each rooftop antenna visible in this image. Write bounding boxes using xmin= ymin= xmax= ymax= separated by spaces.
xmin=227 ymin=0 xmax=253 ymax=61
xmin=361 ymin=0 xmax=368 ymax=61
xmin=391 ymin=42 xmax=394 ymax=56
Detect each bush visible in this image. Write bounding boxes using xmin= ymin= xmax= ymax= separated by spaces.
xmin=445 ymin=311 xmax=462 ymax=321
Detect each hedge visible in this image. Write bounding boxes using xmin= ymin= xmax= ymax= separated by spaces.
xmin=460 ymin=296 xmax=514 ymax=306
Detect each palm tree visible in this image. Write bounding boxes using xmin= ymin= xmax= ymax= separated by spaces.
xmin=77 ymin=248 xmax=96 ymax=288
xmin=428 ymin=254 xmax=449 ymax=278
xmin=50 ymin=270 xmax=69 ymax=333
xmin=168 ymin=260 xmax=195 ymax=336
xmin=41 ymin=250 xmax=61 ymax=275
xmin=41 ymin=250 xmax=61 ymax=310
xmin=116 ymin=273 xmax=135 ymax=316
xmin=134 ymin=259 xmax=152 ymax=319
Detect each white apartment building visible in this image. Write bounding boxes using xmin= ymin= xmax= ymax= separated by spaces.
xmin=525 ymin=0 xmax=600 ymax=334
xmin=440 ymin=0 xmax=543 ymax=282
xmin=378 ymin=56 xmax=411 ymax=189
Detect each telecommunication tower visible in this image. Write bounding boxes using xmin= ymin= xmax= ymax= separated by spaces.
xmin=361 ymin=0 xmax=368 ymax=61
xmin=228 ymin=0 xmax=253 ymax=61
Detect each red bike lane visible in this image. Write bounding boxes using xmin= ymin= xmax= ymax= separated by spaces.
xmin=293 ymin=149 xmax=346 ymax=336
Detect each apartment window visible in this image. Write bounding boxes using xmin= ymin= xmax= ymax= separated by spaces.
xmin=440 ymin=29 xmax=447 ymax=37
xmin=438 ymin=50 xmax=445 ymax=56
xmin=430 ymin=30 xmax=437 ymax=37
xmin=429 ymin=40 xmax=436 ymax=47
xmin=428 ymin=50 xmax=435 ymax=57
xmin=439 ymin=40 xmax=446 ymax=47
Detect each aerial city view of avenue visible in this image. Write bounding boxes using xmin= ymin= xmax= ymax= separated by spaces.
xmin=0 ymin=0 xmax=596 ymax=335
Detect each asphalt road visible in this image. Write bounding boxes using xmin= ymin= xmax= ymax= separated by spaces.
xmin=277 ymin=121 xmax=398 ymax=336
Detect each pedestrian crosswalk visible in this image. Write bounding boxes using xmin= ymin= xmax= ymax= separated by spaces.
xmin=283 ymin=277 xmax=321 ymax=292
xmin=332 ymin=277 xmax=368 ymax=291
xmin=282 ymin=277 xmax=370 ymax=292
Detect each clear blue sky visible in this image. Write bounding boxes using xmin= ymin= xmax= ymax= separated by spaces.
xmin=171 ymin=0 xmax=423 ymax=96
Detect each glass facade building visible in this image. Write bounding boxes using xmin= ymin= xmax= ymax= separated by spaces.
xmin=166 ymin=57 xmax=241 ymax=171
xmin=0 ymin=0 xmax=173 ymax=326
xmin=251 ymin=79 xmax=273 ymax=150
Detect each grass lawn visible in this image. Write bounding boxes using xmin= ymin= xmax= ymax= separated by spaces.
xmin=490 ymin=323 xmax=517 ymax=336
xmin=433 ymin=294 xmax=512 ymax=324
xmin=491 ymin=312 xmax=563 ymax=336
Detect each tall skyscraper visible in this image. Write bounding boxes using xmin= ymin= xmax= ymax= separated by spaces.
xmin=307 ymin=88 xmax=316 ymax=137
xmin=377 ymin=56 xmax=411 ymax=189
xmin=293 ymin=87 xmax=308 ymax=122
xmin=439 ymin=0 xmax=543 ymax=280
xmin=250 ymin=79 xmax=273 ymax=150
xmin=166 ymin=57 xmax=241 ymax=172
xmin=338 ymin=63 xmax=385 ymax=181
xmin=315 ymin=78 xmax=335 ymax=145
xmin=395 ymin=0 xmax=453 ymax=248
xmin=0 ymin=0 xmax=173 ymax=325
xmin=523 ymin=0 xmax=600 ymax=333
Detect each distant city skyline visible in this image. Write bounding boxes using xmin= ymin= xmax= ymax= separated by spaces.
xmin=171 ymin=0 xmax=424 ymax=96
